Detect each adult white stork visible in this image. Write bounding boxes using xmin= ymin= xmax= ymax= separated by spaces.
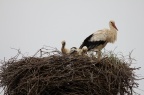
xmin=79 ymin=20 xmax=118 ymax=61
xmin=61 ymin=40 xmax=70 ymax=55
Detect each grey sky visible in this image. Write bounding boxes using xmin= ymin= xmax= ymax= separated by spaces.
xmin=0 ymin=0 xmax=144 ymax=94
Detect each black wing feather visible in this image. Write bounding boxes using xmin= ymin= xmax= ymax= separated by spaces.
xmin=79 ymin=34 xmax=106 ymax=51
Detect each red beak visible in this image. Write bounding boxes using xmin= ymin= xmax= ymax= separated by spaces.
xmin=112 ymin=23 xmax=118 ymax=31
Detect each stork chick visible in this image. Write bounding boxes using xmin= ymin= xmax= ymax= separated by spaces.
xmin=78 ymin=46 xmax=88 ymax=56
xmin=70 ymin=46 xmax=88 ymax=56
xmin=69 ymin=47 xmax=78 ymax=56
xmin=61 ymin=40 xmax=70 ymax=55
xmin=79 ymin=20 xmax=118 ymax=62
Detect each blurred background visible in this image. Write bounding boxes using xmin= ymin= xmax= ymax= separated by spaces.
xmin=0 ymin=0 xmax=144 ymax=94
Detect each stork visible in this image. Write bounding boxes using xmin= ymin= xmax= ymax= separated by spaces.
xmin=79 ymin=20 xmax=118 ymax=61
xmin=78 ymin=46 xmax=88 ymax=56
xmin=70 ymin=46 xmax=88 ymax=56
xmin=61 ymin=40 xmax=70 ymax=55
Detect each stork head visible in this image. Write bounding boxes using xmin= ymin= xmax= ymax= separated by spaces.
xmin=70 ymin=47 xmax=78 ymax=54
xmin=61 ymin=40 xmax=66 ymax=46
xmin=109 ymin=20 xmax=118 ymax=31
xmin=82 ymin=46 xmax=88 ymax=52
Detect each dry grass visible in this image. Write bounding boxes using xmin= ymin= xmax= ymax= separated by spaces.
xmin=0 ymin=47 xmax=140 ymax=95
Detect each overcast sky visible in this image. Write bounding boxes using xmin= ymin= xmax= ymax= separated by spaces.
xmin=0 ymin=0 xmax=144 ymax=94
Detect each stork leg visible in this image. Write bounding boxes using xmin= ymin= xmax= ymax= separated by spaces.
xmin=97 ymin=51 xmax=101 ymax=62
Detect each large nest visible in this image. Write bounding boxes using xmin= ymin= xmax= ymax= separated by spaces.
xmin=0 ymin=48 xmax=140 ymax=95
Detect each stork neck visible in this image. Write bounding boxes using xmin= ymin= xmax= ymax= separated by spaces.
xmin=107 ymin=26 xmax=117 ymax=43
xmin=109 ymin=25 xmax=117 ymax=32
xmin=62 ymin=45 xmax=65 ymax=48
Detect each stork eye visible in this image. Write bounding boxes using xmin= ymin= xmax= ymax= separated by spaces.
xmin=111 ymin=22 xmax=114 ymax=25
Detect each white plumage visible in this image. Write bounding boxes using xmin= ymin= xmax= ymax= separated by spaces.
xmin=61 ymin=40 xmax=70 ymax=55
xmin=70 ymin=46 xmax=88 ymax=56
xmin=79 ymin=20 xmax=118 ymax=61
xmin=61 ymin=40 xmax=88 ymax=56
xmin=90 ymin=30 xmax=107 ymax=41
